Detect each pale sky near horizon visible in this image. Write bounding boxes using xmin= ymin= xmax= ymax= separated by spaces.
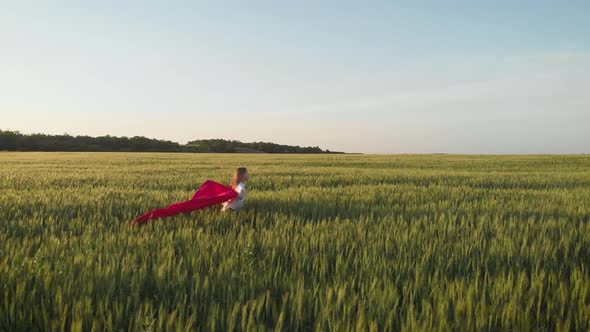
xmin=1 ymin=1 xmax=589 ymax=153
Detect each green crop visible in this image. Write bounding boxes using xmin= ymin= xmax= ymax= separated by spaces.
xmin=1 ymin=152 xmax=589 ymax=331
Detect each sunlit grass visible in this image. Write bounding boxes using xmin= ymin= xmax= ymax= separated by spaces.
xmin=1 ymin=152 xmax=589 ymax=330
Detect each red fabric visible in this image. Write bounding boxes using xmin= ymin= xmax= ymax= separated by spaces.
xmin=131 ymin=180 xmax=237 ymax=225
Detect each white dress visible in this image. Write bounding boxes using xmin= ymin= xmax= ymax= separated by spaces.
xmin=222 ymin=182 xmax=246 ymax=211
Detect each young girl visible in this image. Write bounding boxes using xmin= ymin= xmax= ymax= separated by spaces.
xmin=222 ymin=167 xmax=249 ymax=212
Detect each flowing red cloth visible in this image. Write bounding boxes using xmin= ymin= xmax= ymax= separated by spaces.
xmin=131 ymin=180 xmax=237 ymax=225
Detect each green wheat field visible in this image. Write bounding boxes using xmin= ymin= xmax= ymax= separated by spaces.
xmin=1 ymin=152 xmax=590 ymax=331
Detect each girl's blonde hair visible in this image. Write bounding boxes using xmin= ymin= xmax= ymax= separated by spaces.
xmin=229 ymin=167 xmax=248 ymax=188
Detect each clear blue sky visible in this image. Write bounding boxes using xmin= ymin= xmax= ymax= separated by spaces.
xmin=1 ymin=0 xmax=589 ymax=153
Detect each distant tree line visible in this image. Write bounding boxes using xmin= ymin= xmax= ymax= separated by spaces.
xmin=187 ymin=139 xmax=341 ymax=154
xmin=0 ymin=130 xmax=341 ymax=154
xmin=0 ymin=130 xmax=186 ymax=152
